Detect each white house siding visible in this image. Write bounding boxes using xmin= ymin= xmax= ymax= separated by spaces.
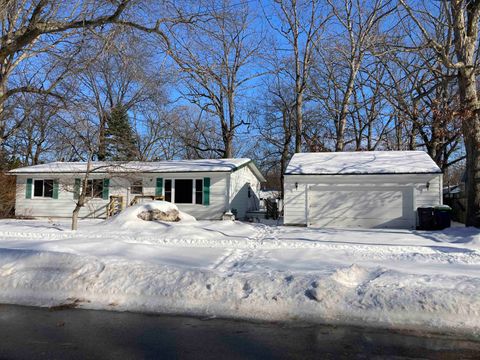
xmin=229 ymin=165 xmax=261 ymax=219
xmin=15 ymin=174 xmax=120 ymax=219
xmin=15 ymin=172 xmax=230 ymax=220
xmin=284 ymin=174 xmax=442 ymax=229
xmin=146 ymin=172 xmax=228 ymax=220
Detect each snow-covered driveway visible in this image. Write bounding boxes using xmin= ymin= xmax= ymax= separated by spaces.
xmin=0 ymin=214 xmax=479 ymax=337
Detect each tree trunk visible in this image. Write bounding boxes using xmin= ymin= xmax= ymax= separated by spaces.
xmin=225 ymin=90 xmax=235 ymax=159
xmin=281 ymin=108 xmax=292 ymax=199
xmin=71 ymin=204 xmax=81 ymax=231
xmin=71 ymin=188 xmax=87 ymax=231
xmin=0 ymin=75 xmax=6 ymax=151
xmin=293 ymin=16 xmax=303 ymax=154
xmin=295 ymin=91 xmax=303 ymax=153
xmin=367 ymin=121 xmax=372 ymax=150
xmin=71 ymin=160 xmax=92 ymax=230
xmin=459 ymin=67 xmax=480 ymax=226
xmin=224 ymin=136 xmax=233 ymax=158
xmin=335 ymin=65 xmax=358 ymax=151
xmin=97 ymin=113 xmax=107 ymax=161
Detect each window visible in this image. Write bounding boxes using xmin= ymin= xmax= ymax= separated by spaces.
xmin=164 ymin=179 xmax=172 ymax=202
xmin=195 ymin=179 xmax=203 ymax=204
xmin=86 ymin=179 xmax=103 ymax=198
xmin=164 ymin=179 xmax=203 ymax=204
xmin=131 ymin=180 xmax=143 ymax=195
xmin=33 ymin=179 xmax=53 ymax=198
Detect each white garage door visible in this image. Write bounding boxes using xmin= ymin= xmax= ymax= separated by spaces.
xmin=308 ymin=185 xmax=414 ymax=229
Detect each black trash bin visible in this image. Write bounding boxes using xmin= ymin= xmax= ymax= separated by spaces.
xmin=417 ymin=207 xmax=435 ymax=230
xmin=434 ymin=205 xmax=452 ymax=230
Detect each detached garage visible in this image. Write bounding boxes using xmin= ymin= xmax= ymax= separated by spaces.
xmin=284 ymin=151 xmax=442 ymax=229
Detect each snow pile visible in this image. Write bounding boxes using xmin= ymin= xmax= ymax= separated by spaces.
xmin=424 ymin=226 xmax=480 ymax=249
xmin=0 ymin=219 xmax=479 ymax=337
xmin=103 ymin=201 xmax=196 ymax=229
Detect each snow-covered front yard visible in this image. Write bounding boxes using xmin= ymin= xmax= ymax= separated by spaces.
xmin=0 ymin=203 xmax=479 ymax=337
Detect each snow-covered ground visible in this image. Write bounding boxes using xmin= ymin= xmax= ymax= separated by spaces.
xmin=0 ymin=202 xmax=479 ymax=337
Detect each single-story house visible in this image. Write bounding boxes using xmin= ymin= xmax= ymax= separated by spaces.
xmin=284 ymin=151 xmax=442 ymax=229
xmin=10 ymin=158 xmax=265 ymax=220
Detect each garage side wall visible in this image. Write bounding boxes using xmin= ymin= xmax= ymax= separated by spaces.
xmin=284 ymin=178 xmax=308 ymax=225
xmin=284 ymin=174 xmax=442 ymax=228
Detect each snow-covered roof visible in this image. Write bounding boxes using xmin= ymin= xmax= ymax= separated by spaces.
xmin=285 ymin=151 xmax=441 ymax=175
xmin=10 ymin=158 xmax=265 ymax=180
xmin=259 ymin=190 xmax=281 ymax=199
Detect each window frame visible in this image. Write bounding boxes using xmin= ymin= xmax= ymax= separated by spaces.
xmin=32 ymin=179 xmax=54 ymax=199
xmin=86 ymin=179 xmax=104 ymax=199
xmin=164 ymin=178 xmax=204 ymax=205
xmin=130 ymin=179 xmax=143 ymax=195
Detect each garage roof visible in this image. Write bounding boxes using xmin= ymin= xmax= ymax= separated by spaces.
xmin=285 ymin=151 xmax=442 ymax=175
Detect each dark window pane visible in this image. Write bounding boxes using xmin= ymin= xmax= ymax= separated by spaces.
xmin=174 ymin=179 xmax=193 ymax=204
xmin=86 ymin=179 xmax=103 ymax=198
xmin=34 ymin=180 xmax=43 ymax=197
xmin=195 ymin=179 xmax=203 ymax=204
xmin=86 ymin=180 xmax=93 ymax=198
xmin=93 ymin=179 xmax=103 ymax=198
xmin=195 ymin=191 xmax=203 ymax=205
xmin=44 ymin=180 xmax=53 ymax=198
xmin=165 ymin=180 xmax=172 ymax=202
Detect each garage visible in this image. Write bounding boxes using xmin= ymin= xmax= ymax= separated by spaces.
xmin=283 ymin=151 xmax=442 ymax=229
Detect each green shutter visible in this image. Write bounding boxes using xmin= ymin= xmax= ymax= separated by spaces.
xmin=155 ymin=178 xmax=163 ymax=197
xmin=74 ymin=178 xmax=81 ymax=200
xmin=53 ymin=179 xmax=59 ymax=199
xmin=102 ymin=178 xmax=110 ymax=200
xmin=203 ymin=177 xmax=210 ymax=205
xmin=26 ymin=178 xmax=33 ymax=199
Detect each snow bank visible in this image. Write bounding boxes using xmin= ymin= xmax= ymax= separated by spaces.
xmin=0 ymin=219 xmax=479 ymax=337
xmin=0 ymin=249 xmax=478 ymax=338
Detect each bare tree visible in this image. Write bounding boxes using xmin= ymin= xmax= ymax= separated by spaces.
xmin=0 ymin=0 xmax=135 ymax=150
xmin=7 ymin=95 xmax=62 ymax=165
xmin=66 ymin=31 xmax=161 ymax=161
xmin=398 ymin=0 xmax=480 ymax=226
xmin=0 ymin=0 xmax=198 ymax=164
xmin=255 ymin=74 xmax=296 ymax=195
xmin=310 ymin=0 xmax=395 ymax=151
xmin=268 ymin=0 xmax=329 ymax=153
xmin=165 ymin=1 xmax=262 ymax=158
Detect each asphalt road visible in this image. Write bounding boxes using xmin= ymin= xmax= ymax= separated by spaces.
xmin=0 ymin=304 xmax=478 ymax=359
